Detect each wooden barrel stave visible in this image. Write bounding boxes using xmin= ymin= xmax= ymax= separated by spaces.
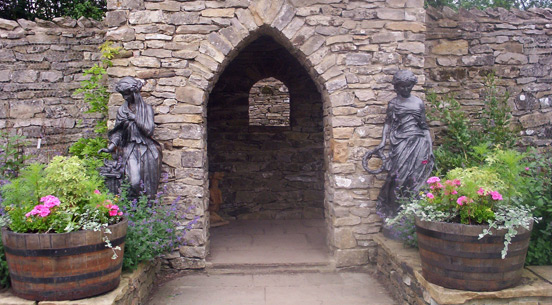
xmin=415 ymin=218 xmax=531 ymax=291
xmin=1 ymin=218 xmax=127 ymax=301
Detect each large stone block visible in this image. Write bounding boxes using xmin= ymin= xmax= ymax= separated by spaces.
xmin=335 ymin=249 xmax=370 ymax=267
xmin=432 ymin=40 xmax=468 ymax=55
xmin=9 ymin=100 xmax=44 ymax=119
xmin=105 ymin=27 xmax=135 ymax=42
xmin=0 ymin=18 xmax=19 ymax=30
xmin=332 ymin=227 xmax=358 ymax=249
xmin=169 ymin=257 xmax=206 ymax=269
xmin=176 ymin=85 xmax=205 ymax=105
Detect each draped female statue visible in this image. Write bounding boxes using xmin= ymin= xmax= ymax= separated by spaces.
xmin=100 ymin=76 xmax=162 ymax=199
xmin=369 ymin=70 xmax=434 ymax=219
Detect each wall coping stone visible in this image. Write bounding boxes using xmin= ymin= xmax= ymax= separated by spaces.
xmin=374 ymin=234 xmax=552 ymax=305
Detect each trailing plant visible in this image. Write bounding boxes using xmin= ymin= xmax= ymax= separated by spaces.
xmin=70 ymin=41 xmax=120 ymax=169
xmin=119 ymin=181 xmax=199 ymax=271
xmin=75 ymin=41 xmax=120 ymax=135
xmin=0 ymin=131 xmax=31 ymax=179
xmin=427 ymin=72 xmax=518 ymax=175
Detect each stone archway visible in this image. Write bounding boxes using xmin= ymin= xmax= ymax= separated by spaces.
xmin=206 ymin=32 xmax=329 ymax=261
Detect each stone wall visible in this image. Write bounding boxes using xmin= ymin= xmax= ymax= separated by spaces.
xmin=0 ymin=17 xmax=105 ymax=159
xmin=104 ymin=0 xmax=427 ymax=268
xmin=425 ymin=7 xmax=552 ymax=147
xmin=248 ymin=77 xmax=290 ymax=126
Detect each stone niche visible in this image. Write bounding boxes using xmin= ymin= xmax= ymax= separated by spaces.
xmin=208 ymin=36 xmax=324 ymax=220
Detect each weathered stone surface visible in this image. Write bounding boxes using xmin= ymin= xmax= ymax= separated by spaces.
xmin=300 ymin=34 xmax=325 ymax=56
xmin=345 ymin=53 xmax=372 ymax=66
xmin=495 ymin=52 xmax=528 ymax=65
xmin=0 ymin=18 xmax=20 ymax=30
xmin=376 ymin=8 xmax=405 ymax=20
xmin=332 ymin=227 xmax=357 ymax=248
xmin=176 ymin=86 xmax=205 ymax=105
xmin=201 ymin=8 xmax=235 ymax=18
xmin=432 ymin=40 xmax=468 ymax=55
xmin=105 ymin=27 xmax=135 ymax=41
xmin=335 ymin=249 xmax=369 ymax=267
xmin=385 ymin=21 xmax=425 ymax=32
xmin=129 ymin=10 xmax=164 ymax=24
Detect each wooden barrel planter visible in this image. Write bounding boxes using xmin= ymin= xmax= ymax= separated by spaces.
xmin=1 ymin=218 xmax=127 ymax=301
xmin=415 ymin=218 xmax=532 ymax=291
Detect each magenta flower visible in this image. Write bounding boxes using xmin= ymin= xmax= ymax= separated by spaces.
xmin=451 ymin=190 xmax=458 ymax=195
xmin=453 ymin=179 xmax=461 ymax=186
xmin=427 ymin=176 xmax=440 ymax=184
xmin=25 ymin=204 xmax=51 ymax=218
xmin=426 ymin=193 xmax=435 ymax=199
xmin=94 ymin=189 xmax=101 ymax=195
xmin=477 ymin=188 xmax=486 ymax=196
xmin=422 ymin=160 xmax=429 ymax=165
xmin=457 ymin=196 xmax=469 ymax=206
xmin=40 ymin=195 xmax=60 ymax=208
xmin=490 ymin=191 xmax=503 ymax=201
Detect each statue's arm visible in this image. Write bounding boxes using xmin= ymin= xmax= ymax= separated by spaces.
xmin=377 ymin=101 xmax=393 ymax=150
xmin=135 ymin=105 xmax=155 ymax=137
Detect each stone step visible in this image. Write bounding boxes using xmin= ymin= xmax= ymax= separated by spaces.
xmin=205 ymin=260 xmax=337 ymax=274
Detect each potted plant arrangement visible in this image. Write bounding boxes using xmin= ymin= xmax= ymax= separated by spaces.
xmin=388 ymin=148 xmax=537 ymax=291
xmin=0 ymin=156 xmax=127 ymax=301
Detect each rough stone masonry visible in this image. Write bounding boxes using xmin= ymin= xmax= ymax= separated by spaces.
xmin=0 ymin=0 xmax=550 ymax=269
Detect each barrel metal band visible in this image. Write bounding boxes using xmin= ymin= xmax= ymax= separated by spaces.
xmin=9 ymin=261 xmax=122 ymax=284
xmin=4 ymin=235 xmax=126 ymax=257
xmin=416 ymin=226 xmax=531 ymax=243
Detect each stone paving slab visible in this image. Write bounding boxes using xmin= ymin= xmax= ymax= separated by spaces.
xmin=208 ymin=219 xmax=330 ymax=266
xmin=148 ymin=271 xmax=396 ymax=305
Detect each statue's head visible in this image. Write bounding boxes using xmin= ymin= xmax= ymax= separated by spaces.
xmin=392 ymin=70 xmax=417 ymax=98
xmin=115 ymin=76 xmax=143 ymax=94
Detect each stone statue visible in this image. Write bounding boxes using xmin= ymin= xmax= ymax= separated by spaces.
xmin=99 ymin=76 xmax=163 ymax=199
xmin=364 ymin=70 xmax=434 ymax=220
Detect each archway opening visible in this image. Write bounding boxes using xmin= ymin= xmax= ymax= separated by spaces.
xmin=207 ymin=35 xmax=327 ymax=264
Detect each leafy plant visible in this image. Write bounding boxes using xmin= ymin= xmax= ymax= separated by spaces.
xmin=427 ymin=72 xmax=518 ymax=175
xmin=69 ymin=41 xmax=120 ymax=170
xmin=388 ymin=148 xmax=536 ymax=258
xmin=120 ymin=182 xmax=199 ymax=271
xmin=75 ymin=41 xmax=120 ymax=135
xmin=523 ymin=148 xmax=552 ymax=265
xmin=0 ymin=131 xmax=31 ymax=179
xmin=0 ymin=156 xmax=121 ymax=234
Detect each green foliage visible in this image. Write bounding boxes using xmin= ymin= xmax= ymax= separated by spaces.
xmin=68 ymin=137 xmax=111 ymax=175
xmin=120 ymin=188 xmax=197 ymax=271
xmin=0 ymin=131 xmax=31 ymax=179
xmin=69 ymin=41 xmax=120 ymax=168
xmin=427 ymin=72 xmax=518 ymax=175
xmin=0 ymin=237 xmax=8 ymax=288
xmin=388 ymin=148 xmax=536 ymax=258
xmin=523 ymin=149 xmax=552 ymax=265
xmin=75 ymin=41 xmax=120 ymax=135
xmin=1 ymin=156 xmax=120 ymax=234
xmin=0 ymin=0 xmax=106 ymax=21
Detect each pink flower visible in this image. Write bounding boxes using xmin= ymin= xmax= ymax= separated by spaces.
xmin=422 ymin=160 xmax=428 ymax=165
xmin=453 ymin=179 xmax=461 ymax=186
xmin=426 ymin=193 xmax=435 ymax=199
xmin=490 ymin=191 xmax=503 ymax=201
xmin=457 ymin=196 xmax=469 ymax=206
xmin=525 ymin=167 xmax=530 ymax=171
xmin=94 ymin=189 xmax=101 ymax=195
xmin=40 ymin=195 xmax=60 ymax=208
xmin=435 ymin=182 xmax=444 ymax=189
xmin=451 ymin=190 xmax=458 ymax=195
xmin=427 ymin=177 xmax=440 ymax=184
xmin=477 ymin=188 xmax=486 ymax=196
xmin=109 ymin=209 xmax=118 ymax=216
xmin=25 ymin=204 xmax=51 ymax=218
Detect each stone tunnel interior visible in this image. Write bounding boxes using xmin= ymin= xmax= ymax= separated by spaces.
xmin=207 ymin=35 xmax=325 ymax=222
